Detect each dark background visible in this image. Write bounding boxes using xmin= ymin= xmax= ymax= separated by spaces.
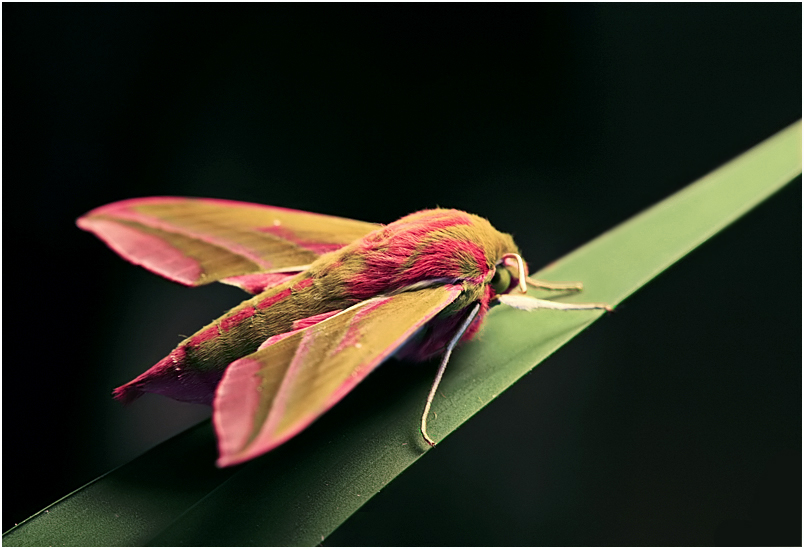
xmin=3 ymin=4 xmax=801 ymax=545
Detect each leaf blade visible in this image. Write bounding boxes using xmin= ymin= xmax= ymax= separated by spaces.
xmin=2 ymin=422 xmax=235 ymax=547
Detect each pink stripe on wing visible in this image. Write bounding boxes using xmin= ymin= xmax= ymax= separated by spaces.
xmin=259 ymin=329 xmax=316 ymax=441
xmin=257 ymin=225 xmax=347 ymax=254
xmin=332 ymin=298 xmax=391 ymax=355
xmin=213 ymin=355 xmax=265 ymax=462
xmin=216 ymin=329 xmax=315 ymax=466
xmin=291 ymin=310 xmax=341 ymax=330
xmin=222 ymin=272 xmax=300 ymax=294
xmin=88 ymin=198 xmax=276 ymax=270
xmin=328 ymin=286 xmax=463 ymax=404
xmin=77 ymin=217 xmax=202 ymax=285
xmin=258 ymin=328 xmax=303 ymax=350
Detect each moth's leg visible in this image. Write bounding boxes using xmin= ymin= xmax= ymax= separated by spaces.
xmin=421 ymin=302 xmax=482 ymax=447
xmin=526 ymin=276 xmax=583 ymax=292
xmin=498 ymin=293 xmax=613 ymax=312
xmin=527 ymin=297 xmax=612 ymax=312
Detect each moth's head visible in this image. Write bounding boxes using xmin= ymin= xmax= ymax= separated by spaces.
xmin=487 ymin=253 xmax=528 ymax=297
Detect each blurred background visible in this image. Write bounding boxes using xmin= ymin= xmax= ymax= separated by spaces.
xmin=3 ymin=4 xmax=800 ymax=545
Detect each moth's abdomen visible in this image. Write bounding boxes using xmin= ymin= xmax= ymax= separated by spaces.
xmin=113 ymin=274 xmax=349 ymax=405
xmin=112 ymin=305 xmax=277 ymax=405
xmin=112 ymin=345 xmax=222 ymax=405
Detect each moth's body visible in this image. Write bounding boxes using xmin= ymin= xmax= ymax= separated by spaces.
xmin=80 ymin=197 xmax=608 ymax=466
xmin=114 ymin=208 xmax=520 ymax=405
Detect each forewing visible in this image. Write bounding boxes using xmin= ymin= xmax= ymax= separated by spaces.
xmin=213 ymin=284 xmax=464 ymax=467
xmin=77 ymin=197 xmax=379 ymax=286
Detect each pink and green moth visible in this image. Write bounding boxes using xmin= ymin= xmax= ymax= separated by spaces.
xmin=78 ymin=197 xmax=611 ymax=467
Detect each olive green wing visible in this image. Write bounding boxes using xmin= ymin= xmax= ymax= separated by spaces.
xmin=213 ymin=284 xmax=464 ymax=467
xmin=77 ymin=196 xmax=379 ymax=291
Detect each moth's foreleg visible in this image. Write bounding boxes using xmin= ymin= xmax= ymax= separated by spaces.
xmin=527 ymin=297 xmax=612 ymax=312
xmin=498 ymin=293 xmax=613 ymax=312
xmin=420 ymin=302 xmax=482 ymax=447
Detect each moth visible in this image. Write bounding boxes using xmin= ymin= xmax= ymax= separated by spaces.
xmin=78 ymin=197 xmax=611 ymax=467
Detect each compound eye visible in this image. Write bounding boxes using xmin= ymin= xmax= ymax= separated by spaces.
xmin=490 ymin=266 xmax=512 ymax=294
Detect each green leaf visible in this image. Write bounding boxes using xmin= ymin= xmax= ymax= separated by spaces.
xmin=4 ymin=121 xmax=800 ymax=547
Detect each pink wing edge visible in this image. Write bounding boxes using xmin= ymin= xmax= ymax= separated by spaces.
xmin=77 ymin=216 xmax=203 ymax=285
xmin=213 ymin=284 xmax=464 ymax=467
